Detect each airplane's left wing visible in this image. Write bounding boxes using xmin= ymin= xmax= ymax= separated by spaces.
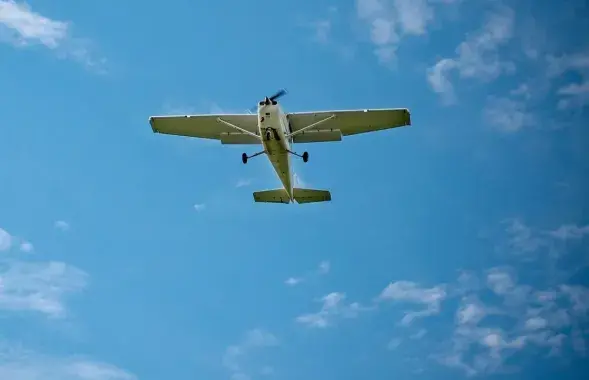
xmin=286 ymin=108 xmax=410 ymax=143
xmin=149 ymin=114 xmax=261 ymax=144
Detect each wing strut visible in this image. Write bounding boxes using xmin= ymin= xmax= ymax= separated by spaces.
xmin=216 ymin=117 xmax=261 ymax=140
xmin=286 ymin=114 xmax=336 ymax=139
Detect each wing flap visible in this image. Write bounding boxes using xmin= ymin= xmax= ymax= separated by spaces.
xmin=149 ymin=114 xmax=259 ymax=141
xmin=292 ymin=130 xmax=342 ymax=143
xmin=287 ymin=108 xmax=410 ymax=139
xmin=220 ymin=133 xmax=261 ymax=145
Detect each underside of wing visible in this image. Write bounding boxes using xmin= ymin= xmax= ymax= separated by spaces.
xmin=287 ymin=108 xmax=410 ymax=142
xmin=149 ymin=114 xmax=260 ymax=144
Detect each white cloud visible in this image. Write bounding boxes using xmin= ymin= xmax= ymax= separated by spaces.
xmin=318 ymin=260 xmax=330 ymax=275
xmin=426 ymin=5 xmax=515 ymax=101
xmin=284 ymin=277 xmax=302 ymax=286
xmin=19 ymin=241 xmax=34 ymax=253
xmin=223 ymin=329 xmax=278 ymax=380
xmin=378 ymin=280 xmax=447 ymax=325
xmin=483 ymin=96 xmax=535 ymax=133
xmin=503 ymin=218 xmax=545 ymax=254
xmin=525 ymin=316 xmax=547 ymax=331
xmin=375 ymin=218 xmax=589 ymax=376
xmin=0 ymin=0 xmax=104 ymax=70
xmin=54 ymin=221 xmax=70 ymax=232
xmin=486 ymin=268 xmax=516 ymax=295
xmin=296 ymin=292 xmax=369 ymax=328
xmin=456 ymin=298 xmax=486 ymax=325
xmin=392 ymin=0 xmax=433 ymax=35
xmin=545 ymin=51 xmax=589 ymax=110
xmin=193 ymin=203 xmax=206 ymax=212
xmin=548 ymin=224 xmax=589 ymax=240
xmin=0 ymin=343 xmax=136 ymax=380
xmin=0 ymin=228 xmax=12 ymax=251
xmin=236 ymin=179 xmax=252 ymax=188
xmin=0 ymin=0 xmax=67 ymax=48
xmin=356 ymin=0 xmax=441 ymax=63
xmin=0 ymin=260 xmax=88 ymax=318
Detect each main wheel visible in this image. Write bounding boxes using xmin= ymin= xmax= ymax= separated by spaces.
xmin=302 ymin=151 xmax=309 ymax=163
xmin=242 ymin=153 xmax=248 ymax=164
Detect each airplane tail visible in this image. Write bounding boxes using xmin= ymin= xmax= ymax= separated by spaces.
xmin=253 ymin=189 xmax=290 ymax=204
xmin=293 ymin=188 xmax=331 ymax=204
xmin=252 ymin=188 xmax=331 ymax=204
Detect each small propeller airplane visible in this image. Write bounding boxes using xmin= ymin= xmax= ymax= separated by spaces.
xmin=149 ymin=89 xmax=411 ymax=204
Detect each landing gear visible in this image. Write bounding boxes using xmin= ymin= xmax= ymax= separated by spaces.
xmin=287 ymin=150 xmax=309 ymax=163
xmin=242 ymin=150 xmax=265 ymax=164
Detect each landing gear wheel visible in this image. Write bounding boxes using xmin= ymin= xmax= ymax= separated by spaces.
xmin=265 ymin=130 xmax=272 ymax=141
xmin=242 ymin=153 xmax=248 ymax=164
xmin=302 ymin=151 xmax=309 ymax=163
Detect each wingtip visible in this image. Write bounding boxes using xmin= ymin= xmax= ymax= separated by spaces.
xmin=405 ymin=109 xmax=412 ymax=126
xmin=148 ymin=116 xmax=158 ymax=133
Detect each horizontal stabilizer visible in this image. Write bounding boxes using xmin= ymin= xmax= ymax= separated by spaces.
xmin=293 ymin=188 xmax=331 ymax=204
xmin=253 ymin=189 xmax=290 ymax=204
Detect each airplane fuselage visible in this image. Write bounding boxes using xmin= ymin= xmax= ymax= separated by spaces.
xmin=257 ymin=103 xmax=294 ymax=200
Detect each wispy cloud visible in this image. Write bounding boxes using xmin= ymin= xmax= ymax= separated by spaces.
xmin=284 ymin=260 xmax=330 ymax=286
xmin=356 ymin=0 xmax=459 ymax=65
xmin=317 ymin=260 xmax=330 ymax=275
xmin=0 ymin=227 xmax=33 ymax=253
xmin=427 ymin=5 xmax=515 ymax=102
xmin=19 ymin=241 xmax=33 ymax=253
xmin=290 ymin=218 xmax=589 ymax=375
xmin=54 ymin=220 xmax=70 ymax=232
xmin=0 ymin=342 xmax=136 ymax=380
xmin=193 ymin=203 xmax=206 ymax=212
xmin=236 ymin=179 xmax=253 ymax=188
xmin=0 ymin=228 xmax=11 ymax=251
xmin=546 ymin=51 xmax=589 ymax=110
xmin=0 ymin=0 xmax=105 ymax=71
xmin=377 ymin=280 xmax=447 ymax=325
xmin=0 ymin=260 xmax=88 ymax=318
xmin=223 ymin=329 xmax=279 ymax=380
xmin=483 ymin=95 xmax=535 ymax=133
xmin=284 ymin=277 xmax=303 ymax=286
xmin=296 ymin=292 xmax=370 ymax=328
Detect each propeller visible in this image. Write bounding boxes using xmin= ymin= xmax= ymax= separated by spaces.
xmin=248 ymin=88 xmax=288 ymax=113
xmin=268 ymin=88 xmax=287 ymax=102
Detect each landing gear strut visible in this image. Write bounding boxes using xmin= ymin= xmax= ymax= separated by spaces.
xmin=242 ymin=150 xmax=265 ymax=164
xmin=287 ymin=150 xmax=309 ymax=163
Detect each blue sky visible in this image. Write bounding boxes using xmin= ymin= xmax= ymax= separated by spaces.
xmin=1 ymin=0 xmax=588 ymax=379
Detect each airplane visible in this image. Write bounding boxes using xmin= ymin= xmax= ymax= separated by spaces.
xmin=148 ymin=89 xmax=411 ymax=204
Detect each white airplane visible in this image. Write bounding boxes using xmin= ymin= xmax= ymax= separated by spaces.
xmin=149 ymin=90 xmax=411 ymax=204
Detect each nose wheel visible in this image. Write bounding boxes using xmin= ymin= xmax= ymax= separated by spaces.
xmin=302 ymin=151 xmax=309 ymax=163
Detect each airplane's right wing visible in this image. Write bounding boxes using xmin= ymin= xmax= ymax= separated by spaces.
xmin=149 ymin=114 xmax=261 ymax=144
xmin=286 ymin=108 xmax=410 ymax=143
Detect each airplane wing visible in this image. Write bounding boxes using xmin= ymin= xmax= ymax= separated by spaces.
xmin=286 ymin=108 xmax=411 ymax=143
xmin=149 ymin=114 xmax=261 ymax=144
